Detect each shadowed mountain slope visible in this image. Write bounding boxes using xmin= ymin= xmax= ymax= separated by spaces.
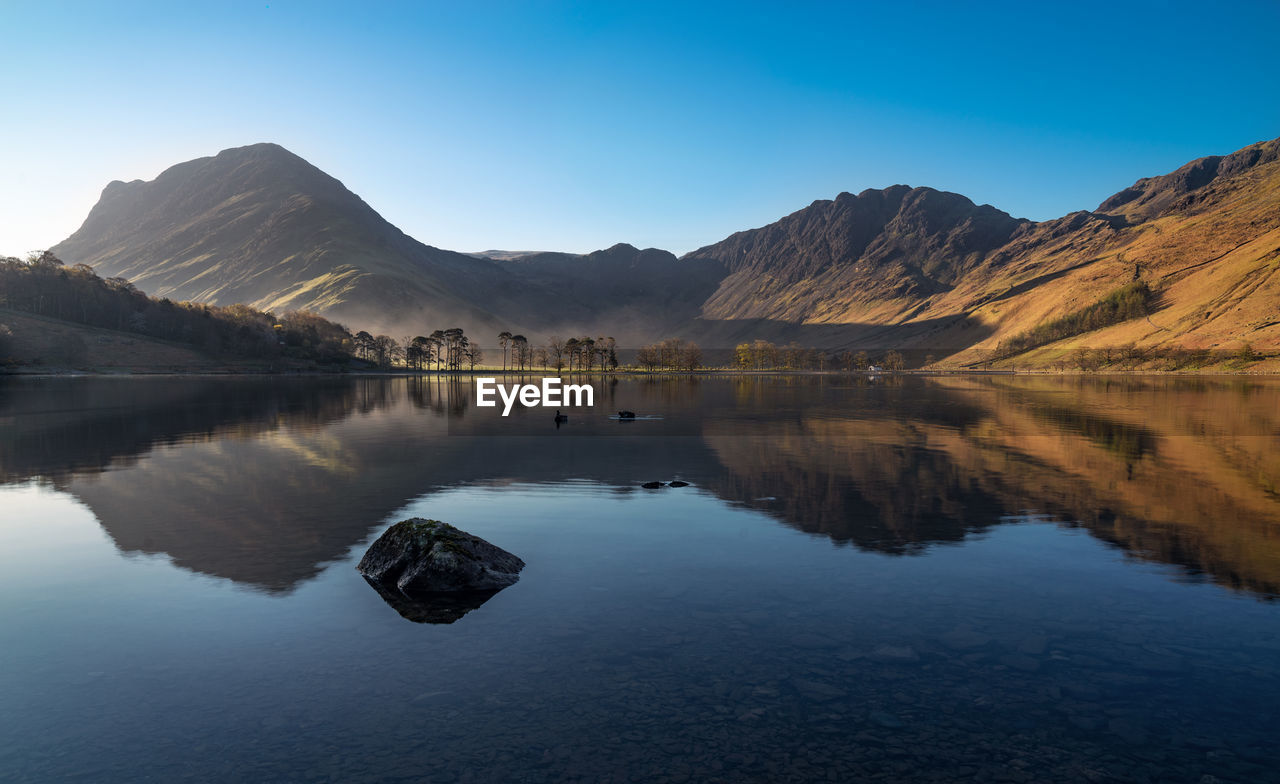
xmin=498 ymin=243 xmax=726 ymax=335
xmin=51 ymin=143 xmax=518 ymax=335
xmin=683 ymin=185 xmax=1029 ymax=324
xmin=50 ymin=144 xmax=718 ymax=342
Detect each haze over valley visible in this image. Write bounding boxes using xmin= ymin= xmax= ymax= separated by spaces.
xmin=43 ymin=136 xmax=1280 ymax=365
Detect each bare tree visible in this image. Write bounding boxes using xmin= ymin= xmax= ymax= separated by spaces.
xmin=604 ymin=336 xmax=618 ymax=370
xmin=408 ymin=336 xmax=432 ymax=370
xmin=498 ymin=331 xmax=512 ymax=371
xmin=564 ymin=338 xmax=579 ymax=372
xmin=373 ymin=335 xmax=397 ymax=368
xmin=681 ymin=341 xmax=703 ymax=371
xmin=636 ymin=344 xmax=659 ymax=371
xmin=354 ymin=331 xmax=375 ymax=361
xmin=429 ymin=330 xmax=445 ymax=372
xmin=547 ymin=336 xmax=566 ymax=372
xmin=511 ymin=334 xmax=528 ymax=371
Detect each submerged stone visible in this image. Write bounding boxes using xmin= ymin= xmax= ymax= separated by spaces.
xmin=357 ymin=518 xmax=525 ymax=595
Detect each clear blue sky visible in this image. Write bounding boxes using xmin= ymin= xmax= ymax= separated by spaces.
xmin=3 ymin=0 xmax=1278 ymax=257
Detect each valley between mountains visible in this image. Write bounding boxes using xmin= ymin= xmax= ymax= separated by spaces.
xmin=47 ymin=137 xmax=1280 ymax=368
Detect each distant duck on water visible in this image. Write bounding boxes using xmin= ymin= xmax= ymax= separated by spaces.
xmin=618 ymin=410 xmax=636 ymax=419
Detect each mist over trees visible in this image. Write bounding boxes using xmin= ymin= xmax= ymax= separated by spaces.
xmin=354 ymin=330 xmax=627 ymax=373
xmin=636 ymin=338 xmax=701 ymax=371
xmin=551 ymin=335 xmax=618 ymax=372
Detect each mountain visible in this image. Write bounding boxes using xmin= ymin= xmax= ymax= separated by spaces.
xmin=496 ymin=243 xmax=725 ymax=336
xmin=682 ymin=137 xmax=1280 ymax=361
xmin=468 ymin=250 xmax=550 ymax=260
xmin=51 ymin=143 xmax=516 ymax=335
xmin=684 ymin=185 xmax=1029 ymax=324
xmin=50 ymin=143 xmax=719 ymax=341
xmin=51 ymin=138 xmax=1280 ymax=360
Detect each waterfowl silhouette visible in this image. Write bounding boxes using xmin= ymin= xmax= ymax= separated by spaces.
xmin=618 ymin=410 xmax=636 ymax=419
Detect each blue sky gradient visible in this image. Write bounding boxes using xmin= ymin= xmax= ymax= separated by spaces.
xmin=3 ymin=0 xmax=1278 ymax=256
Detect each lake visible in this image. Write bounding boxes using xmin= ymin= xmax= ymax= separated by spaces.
xmin=1 ymin=374 xmax=1278 ymax=783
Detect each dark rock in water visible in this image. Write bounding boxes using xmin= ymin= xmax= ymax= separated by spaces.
xmin=668 ymin=480 xmax=690 ymax=488
xmin=358 ymin=518 xmax=525 ymax=594
xmin=641 ymin=481 xmax=666 ymax=489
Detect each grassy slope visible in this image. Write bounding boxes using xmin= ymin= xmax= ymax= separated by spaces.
xmin=923 ymin=142 xmax=1280 ymax=366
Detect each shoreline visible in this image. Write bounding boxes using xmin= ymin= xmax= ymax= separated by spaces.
xmin=5 ymin=367 xmax=1279 ymax=378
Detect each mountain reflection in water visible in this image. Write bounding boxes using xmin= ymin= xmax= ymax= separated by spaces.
xmin=1 ymin=374 xmax=1277 ymax=599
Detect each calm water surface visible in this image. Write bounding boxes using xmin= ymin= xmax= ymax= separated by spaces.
xmin=1 ymin=374 xmax=1278 ymax=783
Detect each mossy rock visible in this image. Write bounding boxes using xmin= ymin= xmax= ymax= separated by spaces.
xmin=357 ymin=518 xmax=525 ymax=595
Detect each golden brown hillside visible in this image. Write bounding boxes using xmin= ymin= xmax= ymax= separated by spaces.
xmin=947 ymin=138 xmax=1280 ymax=366
xmin=684 ymin=137 xmax=1280 ymax=364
